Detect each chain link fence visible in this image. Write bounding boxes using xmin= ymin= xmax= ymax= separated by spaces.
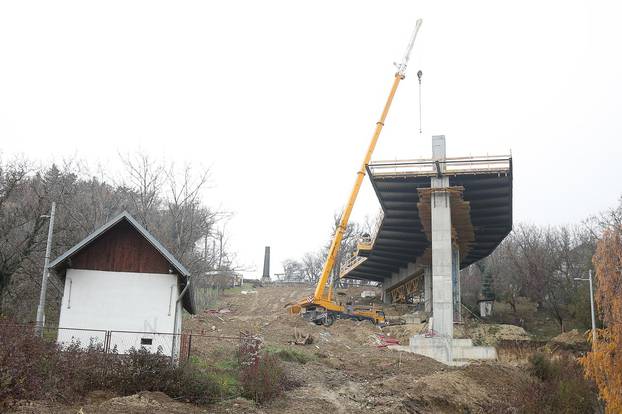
xmin=5 ymin=323 xmax=241 ymax=365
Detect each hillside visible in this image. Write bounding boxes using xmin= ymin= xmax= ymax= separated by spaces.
xmin=9 ymin=284 xmax=548 ymax=413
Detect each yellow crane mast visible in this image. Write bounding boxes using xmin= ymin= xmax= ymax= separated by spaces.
xmin=289 ymin=19 xmax=422 ymax=326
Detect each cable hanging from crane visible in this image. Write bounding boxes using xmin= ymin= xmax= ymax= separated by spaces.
xmin=417 ymin=70 xmax=423 ymax=134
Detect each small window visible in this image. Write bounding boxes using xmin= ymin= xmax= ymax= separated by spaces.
xmin=141 ymin=338 xmax=153 ymax=346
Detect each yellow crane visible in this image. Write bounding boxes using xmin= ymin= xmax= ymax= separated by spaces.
xmin=288 ymin=19 xmax=423 ymax=326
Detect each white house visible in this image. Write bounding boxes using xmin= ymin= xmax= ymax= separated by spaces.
xmin=49 ymin=212 xmax=196 ymax=359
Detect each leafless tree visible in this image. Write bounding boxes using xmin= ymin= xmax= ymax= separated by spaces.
xmin=120 ymin=152 xmax=165 ymax=229
xmin=0 ymin=158 xmax=47 ymax=313
xmin=480 ymin=222 xmax=596 ymax=332
xmin=0 ymin=154 xmax=233 ymax=320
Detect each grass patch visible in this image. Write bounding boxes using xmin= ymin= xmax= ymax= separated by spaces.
xmin=265 ymin=345 xmax=314 ymax=364
xmin=207 ymin=370 xmax=240 ymax=399
xmin=224 ymin=286 xmax=246 ymax=295
xmin=188 ymin=355 xmax=240 ymax=399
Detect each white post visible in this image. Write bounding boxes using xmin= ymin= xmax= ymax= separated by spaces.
xmin=588 ymin=270 xmax=597 ymax=344
xmin=35 ymin=202 xmax=56 ymax=336
xmin=575 ymin=270 xmax=597 ymax=346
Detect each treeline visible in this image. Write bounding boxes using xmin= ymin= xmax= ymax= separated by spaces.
xmin=462 ymin=197 xmax=622 ymax=333
xmin=281 ymin=212 xmax=380 ymax=285
xmin=0 ymin=154 xmax=232 ymax=322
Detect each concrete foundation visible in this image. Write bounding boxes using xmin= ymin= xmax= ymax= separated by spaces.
xmin=403 ymin=311 xmax=428 ymax=324
xmin=409 ymin=335 xmax=497 ymax=365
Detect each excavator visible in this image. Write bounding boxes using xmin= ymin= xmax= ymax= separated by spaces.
xmin=287 ymin=19 xmax=423 ymax=327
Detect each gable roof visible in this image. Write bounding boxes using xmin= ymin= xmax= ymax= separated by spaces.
xmin=49 ymin=211 xmax=190 ymax=277
xmin=49 ymin=211 xmax=196 ymax=314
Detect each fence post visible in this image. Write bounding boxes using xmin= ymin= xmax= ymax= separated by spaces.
xmin=104 ymin=331 xmax=111 ymax=353
xmin=187 ymin=332 xmax=192 ymax=363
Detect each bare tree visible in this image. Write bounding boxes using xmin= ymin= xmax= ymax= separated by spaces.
xmin=1 ymin=153 xmax=233 ymax=320
xmin=0 ymin=158 xmax=48 ymax=312
xmin=120 ymin=152 xmax=164 ymax=228
xmin=484 ymin=223 xmax=595 ymax=332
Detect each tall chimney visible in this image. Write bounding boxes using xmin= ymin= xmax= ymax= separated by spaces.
xmin=261 ymin=246 xmax=270 ymax=282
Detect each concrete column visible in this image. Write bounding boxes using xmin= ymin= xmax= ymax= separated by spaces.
xmin=424 ymin=265 xmax=432 ymax=313
xmin=431 ymin=135 xmax=453 ymax=338
xmin=382 ymin=289 xmax=392 ymax=304
xmin=452 ymin=246 xmax=462 ymax=323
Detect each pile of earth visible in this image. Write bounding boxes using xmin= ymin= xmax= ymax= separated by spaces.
xmin=460 ymin=323 xmax=532 ymax=346
xmin=549 ymin=329 xmax=589 ymax=351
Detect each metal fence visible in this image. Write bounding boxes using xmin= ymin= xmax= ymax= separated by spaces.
xmin=6 ymin=323 xmax=241 ymax=365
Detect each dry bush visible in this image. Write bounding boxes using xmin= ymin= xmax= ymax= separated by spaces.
xmin=520 ymin=352 xmax=599 ymax=413
xmin=0 ymin=322 xmax=218 ymax=407
xmin=239 ymin=353 xmax=292 ymax=403
xmin=237 ymin=334 xmax=296 ymax=403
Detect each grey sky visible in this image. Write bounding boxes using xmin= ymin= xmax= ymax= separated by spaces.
xmin=1 ymin=1 xmax=621 ymax=278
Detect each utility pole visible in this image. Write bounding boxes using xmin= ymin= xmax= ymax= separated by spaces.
xmin=575 ymin=269 xmax=597 ymax=344
xmin=35 ymin=202 xmax=56 ymax=337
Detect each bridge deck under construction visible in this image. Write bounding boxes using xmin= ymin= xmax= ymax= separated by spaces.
xmin=341 ymin=155 xmax=512 ymax=283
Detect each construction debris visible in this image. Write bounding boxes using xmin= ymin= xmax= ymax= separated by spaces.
xmin=289 ymin=327 xmax=314 ymax=345
xmin=372 ymin=333 xmax=400 ymax=348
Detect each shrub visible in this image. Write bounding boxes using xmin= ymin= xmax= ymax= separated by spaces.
xmin=521 ymin=352 xmax=599 ymax=413
xmin=0 ymin=322 xmax=218 ymax=407
xmin=239 ymin=352 xmax=288 ymax=403
xmin=237 ymin=335 xmax=297 ymax=403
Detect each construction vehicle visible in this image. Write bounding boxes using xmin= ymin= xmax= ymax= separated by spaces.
xmin=287 ymin=19 xmax=423 ymax=326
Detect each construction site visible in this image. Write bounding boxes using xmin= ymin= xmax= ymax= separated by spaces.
xmin=2 ymin=5 xmax=618 ymax=414
xmin=281 ymin=20 xmax=512 ymax=366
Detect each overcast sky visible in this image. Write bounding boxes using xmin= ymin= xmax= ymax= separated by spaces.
xmin=1 ymin=1 xmax=621 ymax=278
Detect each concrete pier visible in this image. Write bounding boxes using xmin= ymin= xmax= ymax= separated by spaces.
xmin=430 ymin=135 xmax=453 ymax=338
xmin=341 ymin=134 xmax=513 ymax=364
xmin=452 ymin=246 xmax=462 ymax=323
xmin=424 ymin=265 xmax=432 ymax=313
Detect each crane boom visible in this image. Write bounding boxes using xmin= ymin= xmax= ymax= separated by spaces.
xmin=313 ymin=19 xmax=423 ymax=301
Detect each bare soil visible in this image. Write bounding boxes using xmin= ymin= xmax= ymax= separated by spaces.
xmin=7 ymin=285 xmax=536 ymax=414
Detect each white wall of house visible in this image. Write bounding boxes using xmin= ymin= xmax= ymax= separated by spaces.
xmin=57 ymin=268 xmax=181 ymax=355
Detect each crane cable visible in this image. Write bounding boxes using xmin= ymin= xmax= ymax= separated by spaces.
xmin=417 ymin=70 xmax=423 ymax=134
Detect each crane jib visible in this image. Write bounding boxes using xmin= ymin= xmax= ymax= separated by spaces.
xmin=310 ymin=19 xmax=423 ymax=303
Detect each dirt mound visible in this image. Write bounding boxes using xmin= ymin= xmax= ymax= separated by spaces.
xmin=100 ymin=391 xmax=174 ymax=409
xmin=550 ymin=329 xmax=587 ymax=346
xmin=548 ymin=329 xmax=589 ymax=352
xmin=6 ymin=392 xmax=209 ymax=414
xmin=462 ymin=323 xmax=532 ymax=346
